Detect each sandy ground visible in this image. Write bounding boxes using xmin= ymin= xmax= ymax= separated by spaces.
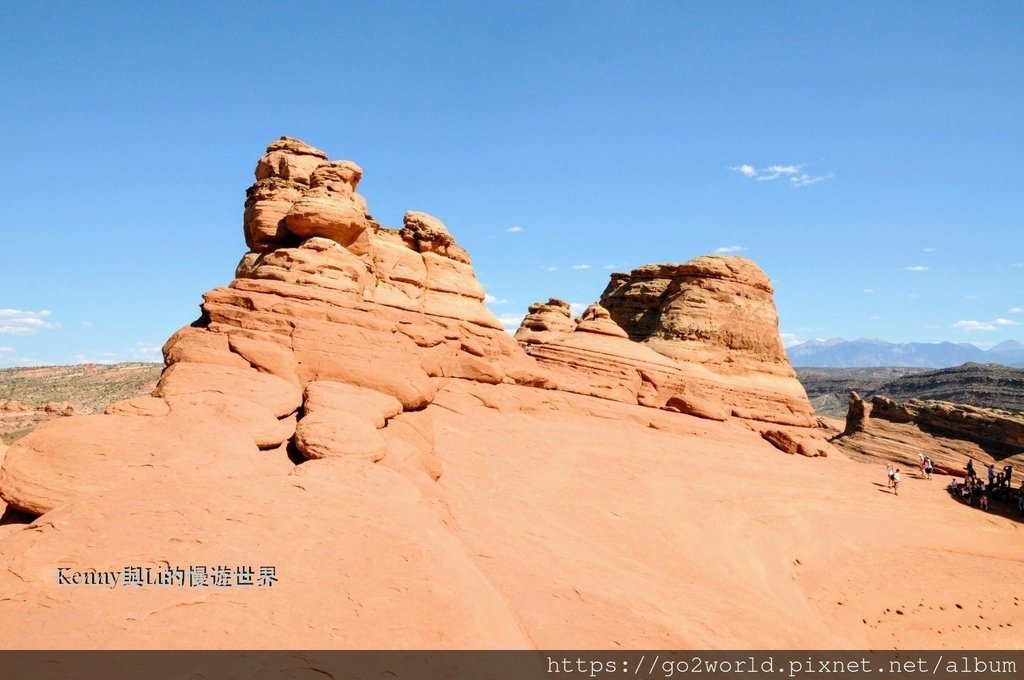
xmin=430 ymin=382 xmax=1022 ymax=649
xmin=0 ymin=380 xmax=1019 ymax=649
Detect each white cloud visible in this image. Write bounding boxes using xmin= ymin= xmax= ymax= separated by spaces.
xmin=1012 ymin=263 xmax=1024 ymax=268
xmin=756 ymin=165 xmax=803 ymax=182
xmin=73 ymin=352 xmax=118 ymax=365
xmin=541 ymin=265 xmax=558 ymax=272
xmin=0 ymin=345 xmax=12 ymax=353
xmin=905 ymin=265 xmax=929 ymax=272
xmin=601 ymin=264 xmax=617 ymax=270
xmin=497 ymin=313 xmax=525 ymax=333
xmin=0 ymin=309 xmax=61 ymax=336
xmin=951 ymin=318 xmax=1018 ymax=332
xmin=571 ymin=264 xmax=591 ymax=270
xmin=0 ymin=354 xmax=37 ymax=367
xmin=569 ymin=302 xmax=587 ymax=317
xmin=731 ymin=163 xmax=832 ymax=187
xmin=506 ymin=226 xmax=523 ymax=233
xmin=780 ymin=332 xmax=803 ymax=348
xmin=484 ymin=293 xmax=509 ymax=305
xmin=790 ymin=172 xmax=833 ymax=188
xmin=963 ymin=295 xmax=979 ymax=300
xmin=869 ymin=315 xmax=881 ymax=320
xmin=80 ymin=320 xmax=94 ymax=329
xmin=1009 ymin=307 xmax=1024 ymax=314
xmin=729 ymin=164 xmax=757 ymax=178
xmin=924 ymin=247 xmax=937 ymax=252
xmin=862 ymin=288 xmax=874 ymax=294
xmin=953 ymin=320 xmax=995 ymax=331
xmin=130 ymin=342 xmax=163 ymax=360
xmin=714 ymin=245 xmax=746 ymax=254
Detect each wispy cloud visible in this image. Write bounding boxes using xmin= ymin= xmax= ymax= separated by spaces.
xmin=714 ymin=245 xmax=746 ymax=254
xmin=571 ymin=264 xmax=591 ymax=270
xmin=497 ymin=313 xmax=525 ymax=333
xmin=1009 ymin=307 xmax=1024 ymax=314
xmin=862 ymin=288 xmax=875 ymax=294
xmin=791 ymin=172 xmax=833 ymax=188
xmin=541 ymin=265 xmax=558 ymax=272
xmin=953 ymin=318 xmax=1020 ymax=332
xmin=1012 ymin=262 xmax=1024 ymax=268
xmin=905 ymin=265 xmax=929 ymax=272
xmin=963 ymin=295 xmax=979 ymax=300
xmin=506 ymin=225 xmax=523 ymax=233
xmin=0 ymin=309 xmax=61 ymax=336
xmin=484 ymin=293 xmax=509 ymax=305
xmin=730 ymin=163 xmax=833 ymax=188
xmin=730 ymin=164 xmax=757 ymax=178
xmin=0 ymin=345 xmax=12 ymax=353
xmin=923 ymin=247 xmax=937 ymax=252
xmin=569 ymin=302 xmax=587 ymax=316
xmin=130 ymin=342 xmax=163 ymax=360
xmin=869 ymin=315 xmax=881 ymax=320
xmin=73 ymin=352 xmax=120 ymax=365
xmin=780 ymin=332 xmax=803 ymax=348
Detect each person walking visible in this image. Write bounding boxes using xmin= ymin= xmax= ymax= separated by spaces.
xmin=887 ymin=463 xmax=895 ymax=488
xmin=893 ymin=468 xmax=901 ymax=496
xmin=924 ymin=458 xmax=933 ymax=480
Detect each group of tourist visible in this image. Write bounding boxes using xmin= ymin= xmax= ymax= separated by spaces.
xmin=949 ymin=458 xmax=1023 ymax=516
xmin=885 ymin=454 xmax=937 ymax=496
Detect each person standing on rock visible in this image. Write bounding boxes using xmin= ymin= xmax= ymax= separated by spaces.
xmin=887 ymin=463 xmax=895 ymax=488
xmin=1003 ymin=465 xmax=1013 ymax=489
xmin=892 ymin=468 xmax=901 ymax=496
xmin=924 ymin=458 xmax=933 ymax=480
xmin=987 ymin=463 xmax=996 ymax=486
xmin=966 ymin=458 xmax=975 ymax=481
xmin=918 ymin=453 xmax=926 ymax=477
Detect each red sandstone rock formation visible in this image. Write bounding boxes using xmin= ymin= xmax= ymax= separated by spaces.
xmin=515 ymin=258 xmax=821 ymax=452
xmin=0 ymin=137 xmax=914 ymax=651
xmin=829 ymin=390 xmax=1024 ymax=480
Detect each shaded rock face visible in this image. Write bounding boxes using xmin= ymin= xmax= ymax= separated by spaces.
xmin=843 ymin=391 xmax=870 ymax=435
xmin=870 ymin=396 xmax=1024 ymax=453
xmin=832 ymin=392 xmax=1024 ymax=476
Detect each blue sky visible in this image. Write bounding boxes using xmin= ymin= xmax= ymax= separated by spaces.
xmin=1 ymin=1 xmax=1021 ymax=366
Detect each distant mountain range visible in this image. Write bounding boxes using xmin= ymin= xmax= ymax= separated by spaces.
xmin=786 ymin=338 xmax=1024 ymax=368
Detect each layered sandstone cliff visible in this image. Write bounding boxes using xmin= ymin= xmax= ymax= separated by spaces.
xmin=832 ymin=391 xmax=1024 ymax=475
